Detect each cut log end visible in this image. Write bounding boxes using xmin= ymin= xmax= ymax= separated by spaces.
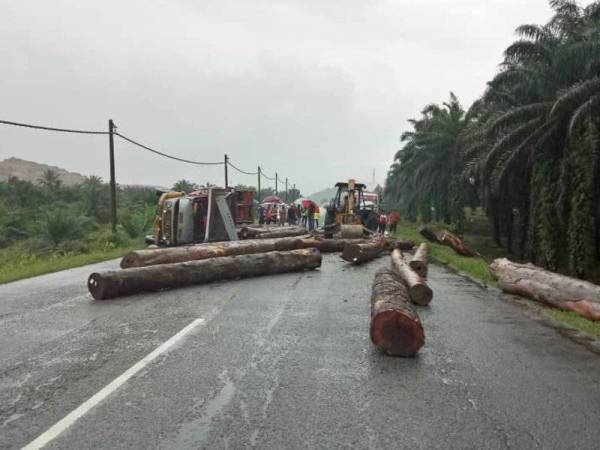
xmin=88 ymin=273 xmax=106 ymax=300
xmin=370 ymin=309 xmax=424 ymax=357
xmin=409 ymin=284 xmax=433 ymax=306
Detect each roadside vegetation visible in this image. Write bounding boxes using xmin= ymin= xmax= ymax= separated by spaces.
xmin=0 ymin=171 xmax=156 ymax=283
xmin=384 ymin=0 xmax=600 ymax=281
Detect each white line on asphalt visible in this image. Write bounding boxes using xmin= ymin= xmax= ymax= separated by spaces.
xmin=22 ymin=318 xmax=206 ymax=450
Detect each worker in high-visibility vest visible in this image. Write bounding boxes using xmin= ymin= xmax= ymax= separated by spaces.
xmin=313 ymin=206 xmax=321 ymax=229
xmin=301 ymin=205 xmax=308 ymax=227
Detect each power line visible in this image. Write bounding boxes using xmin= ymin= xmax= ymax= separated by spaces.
xmin=227 ymin=160 xmax=258 ymax=175
xmin=261 ymin=171 xmax=275 ymax=181
xmin=115 ymin=131 xmax=224 ymax=166
xmin=0 ymin=119 xmax=108 ymax=135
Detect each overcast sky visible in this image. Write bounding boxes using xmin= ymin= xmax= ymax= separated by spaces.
xmin=0 ymin=0 xmax=585 ymax=195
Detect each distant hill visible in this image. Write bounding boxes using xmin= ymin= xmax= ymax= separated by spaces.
xmin=307 ymin=187 xmax=337 ymax=204
xmin=0 ymin=157 xmax=87 ymax=185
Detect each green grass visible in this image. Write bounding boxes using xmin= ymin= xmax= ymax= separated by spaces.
xmin=395 ymin=221 xmax=495 ymax=284
xmin=0 ymin=238 xmax=144 ymax=285
xmin=547 ymin=310 xmax=600 ymax=336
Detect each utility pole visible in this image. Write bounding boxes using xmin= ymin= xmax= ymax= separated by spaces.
xmin=275 ymin=172 xmax=278 ymax=196
xmin=224 ymin=154 xmax=229 ymax=188
xmin=108 ymin=119 xmax=117 ymax=232
xmin=257 ymin=166 xmax=261 ymax=202
xmin=285 ymin=178 xmax=288 ymax=203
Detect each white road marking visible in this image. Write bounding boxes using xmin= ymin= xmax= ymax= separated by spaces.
xmin=22 ymin=318 xmax=206 ymax=450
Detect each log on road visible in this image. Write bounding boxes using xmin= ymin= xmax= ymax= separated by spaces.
xmin=370 ymin=267 xmax=425 ymax=356
xmin=296 ymin=238 xmax=366 ymax=253
xmin=89 ymin=249 xmax=322 ymax=300
xmin=239 ymin=225 xmax=306 ymax=240
xmin=391 ymin=249 xmax=433 ymax=306
xmin=490 ymin=258 xmax=600 ymax=320
xmin=409 ymin=243 xmax=429 ymax=278
xmin=341 ymin=238 xmax=390 ymax=264
xmin=121 ymin=236 xmax=310 ymax=268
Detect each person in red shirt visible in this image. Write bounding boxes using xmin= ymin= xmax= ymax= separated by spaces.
xmin=389 ymin=211 xmax=401 ymax=234
xmin=378 ymin=212 xmax=388 ymax=234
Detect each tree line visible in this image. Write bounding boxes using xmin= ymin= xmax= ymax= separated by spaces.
xmin=383 ymin=0 xmax=600 ymax=278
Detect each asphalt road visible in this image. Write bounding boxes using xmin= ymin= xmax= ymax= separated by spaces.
xmin=1 ymin=254 xmax=600 ymax=449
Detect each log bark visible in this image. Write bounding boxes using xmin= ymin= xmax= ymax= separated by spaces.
xmin=418 ymin=225 xmax=479 ymax=257
xmin=409 ymin=243 xmax=429 ymax=278
xmin=340 ymin=224 xmax=364 ymax=239
xmin=341 ymin=238 xmax=389 ymax=264
xmin=90 ymin=249 xmax=322 ymax=300
xmin=490 ymin=258 xmax=600 ymax=320
xmin=370 ymin=267 xmax=425 ymax=356
xmin=122 ymin=236 xmax=311 ymax=268
xmin=295 ymin=238 xmax=366 ymax=253
xmin=239 ymin=225 xmax=305 ymax=239
xmin=249 ymin=228 xmax=309 ymax=239
xmin=392 ymin=239 xmax=416 ymax=252
xmin=390 ymin=249 xmax=433 ymax=306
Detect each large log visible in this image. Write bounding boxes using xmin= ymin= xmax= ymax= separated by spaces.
xmin=121 ymin=236 xmax=310 ymax=268
xmin=490 ymin=258 xmax=600 ymax=320
xmin=370 ymin=268 xmax=425 ymax=356
xmin=250 ymin=228 xmax=309 ymax=239
xmin=390 ymin=249 xmax=433 ymax=306
xmin=295 ymin=238 xmax=366 ymax=253
xmin=239 ymin=225 xmax=305 ymax=239
xmin=90 ymin=249 xmax=322 ymax=300
xmin=341 ymin=238 xmax=389 ymax=264
xmin=409 ymin=243 xmax=429 ymax=278
xmin=418 ymin=225 xmax=479 ymax=257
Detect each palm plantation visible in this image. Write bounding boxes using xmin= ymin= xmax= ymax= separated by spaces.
xmin=385 ymin=0 xmax=600 ymax=279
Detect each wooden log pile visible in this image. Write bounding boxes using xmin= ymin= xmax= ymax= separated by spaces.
xmin=490 ymin=258 xmax=600 ymax=321
xmin=418 ymin=225 xmax=479 ymax=257
xmin=368 ymin=246 xmax=434 ymax=357
xmin=121 ymin=236 xmax=366 ymax=268
xmin=341 ymin=237 xmax=390 ymax=264
xmin=391 ymin=249 xmax=432 ymax=306
xmin=89 ymin=249 xmax=322 ymax=300
xmin=240 ymin=226 xmax=308 ymax=240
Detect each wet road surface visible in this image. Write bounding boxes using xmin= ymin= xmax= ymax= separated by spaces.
xmin=1 ymin=254 xmax=600 ymax=449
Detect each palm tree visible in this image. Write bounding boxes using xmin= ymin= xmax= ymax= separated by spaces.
xmin=38 ymin=169 xmax=62 ymax=200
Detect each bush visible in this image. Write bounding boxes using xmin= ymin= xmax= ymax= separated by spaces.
xmin=39 ymin=208 xmax=92 ymax=247
xmin=119 ymin=206 xmax=154 ymax=239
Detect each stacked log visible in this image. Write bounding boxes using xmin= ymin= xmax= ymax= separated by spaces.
xmin=296 ymin=238 xmax=366 ymax=253
xmin=89 ymin=249 xmax=322 ymax=300
xmin=341 ymin=238 xmax=389 ymax=264
xmin=390 ymin=249 xmax=433 ymax=306
xmin=490 ymin=258 xmax=600 ymax=321
xmin=121 ymin=236 xmax=310 ymax=268
xmin=122 ymin=236 xmax=363 ymax=268
xmin=418 ymin=225 xmax=479 ymax=257
xmin=409 ymin=243 xmax=429 ymax=278
xmin=239 ymin=225 xmax=307 ymax=240
xmin=370 ymin=267 xmax=425 ymax=356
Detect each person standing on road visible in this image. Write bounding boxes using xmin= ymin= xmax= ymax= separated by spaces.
xmin=258 ymin=205 xmax=265 ymax=225
xmin=307 ymin=202 xmax=316 ymax=231
xmin=301 ymin=205 xmax=308 ymax=227
xmin=389 ymin=210 xmax=400 ymax=235
xmin=378 ymin=212 xmax=388 ymax=234
xmin=288 ymin=205 xmax=297 ymax=225
xmin=279 ymin=205 xmax=287 ymax=226
xmin=313 ymin=206 xmax=320 ymax=229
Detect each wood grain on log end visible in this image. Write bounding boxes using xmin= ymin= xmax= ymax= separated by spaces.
xmin=370 ymin=309 xmax=425 ymax=356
